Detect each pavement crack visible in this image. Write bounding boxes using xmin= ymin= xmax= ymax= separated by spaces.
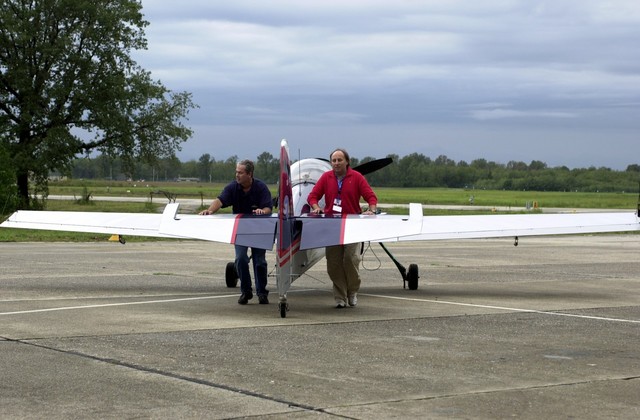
xmin=8 ymin=338 xmax=352 ymax=417
xmin=336 ymin=377 xmax=640 ymax=410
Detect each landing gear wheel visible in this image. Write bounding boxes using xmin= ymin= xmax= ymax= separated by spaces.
xmin=407 ymin=264 xmax=419 ymax=290
xmin=279 ymin=302 xmax=289 ymax=318
xmin=225 ymin=262 xmax=238 ymax=288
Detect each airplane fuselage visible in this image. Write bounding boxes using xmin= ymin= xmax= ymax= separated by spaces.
xmin=275 ymin=146 xmax=330 ymax=299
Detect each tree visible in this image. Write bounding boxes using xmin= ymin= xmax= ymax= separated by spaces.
xmin=198 ymin=153 xmax=213 ymax=181
xmin=434 ymin=154 xmax=455 ymax=166
xmin=0 ymin=0 xmax=196 ymax=208
xmin=528 ymin=160 xmax=547 ymax=171
xmin=0 ymin=141 xmax=17 ymax=213
xmin=255 ymin=151 xmax=277 ymax=183
xmin=626 ymin=164 xmax=640 ymax=173
xmin=506 ymin=160 xmax=528 ymax=171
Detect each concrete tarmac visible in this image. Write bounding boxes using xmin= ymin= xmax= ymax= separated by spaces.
xmin=1 ymin=235 xmax=639 ymax=419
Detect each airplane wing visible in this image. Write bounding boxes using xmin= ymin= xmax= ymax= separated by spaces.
xmin=1 ymin=207 xmax=174 ymax=238
xmin=1 ymin=203 xmax=278 ymax=249
xmin=3 ymin=202 xmax=637 ymax=247
xmin=159 ymin=205 xmax=277 ymax=250
xmin=290 ymin=205 xmax=640 ymax=250
xmin=385 ymin=211 xmax=640 ymax=242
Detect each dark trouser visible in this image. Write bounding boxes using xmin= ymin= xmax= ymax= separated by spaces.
xmin=234 ymin=245 xmax=268 ymax=296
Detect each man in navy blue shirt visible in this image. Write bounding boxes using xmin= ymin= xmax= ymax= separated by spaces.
xmin=200 ymin=160 xmax=273 ymax=304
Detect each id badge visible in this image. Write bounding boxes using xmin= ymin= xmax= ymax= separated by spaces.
xmin=333 ymin=198 xmax=342 ymax=213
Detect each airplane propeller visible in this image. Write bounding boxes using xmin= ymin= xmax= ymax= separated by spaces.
xmin=353 ymin=157 xmax=393 ymax=176
xmin=272 ymin=157 xmax=392 ymax=209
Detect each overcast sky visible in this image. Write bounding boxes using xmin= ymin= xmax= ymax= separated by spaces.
xmin=135 ymin=0 xmax=640 ymax=169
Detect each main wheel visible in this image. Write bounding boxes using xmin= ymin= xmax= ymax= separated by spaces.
xmin=407 ymin=264 xmax=419 ymax=290
xmin=225 ymin=262 xmax=238 ymax=288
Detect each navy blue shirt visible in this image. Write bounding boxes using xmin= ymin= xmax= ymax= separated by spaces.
xmin=218 ymin=178 xmax=272 ymax=215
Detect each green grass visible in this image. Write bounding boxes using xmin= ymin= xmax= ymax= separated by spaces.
xmin=375 ymin=187 xmax=637 ymax=209
xmin=0 ymin=228 xmax=117 ymax=242
xmin=48 ymin=179 xmax=226 ymax=198
xmin=44 ymin=200 xmax=163 ymax=212
xmin=49 ymin=180 xmax=638 ymax=208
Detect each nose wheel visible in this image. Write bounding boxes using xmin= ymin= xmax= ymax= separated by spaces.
xmin=278 ymin=296 xmax=289 ymax=318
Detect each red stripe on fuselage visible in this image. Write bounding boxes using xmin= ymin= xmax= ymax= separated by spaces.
xmin=277 ymin=140 xmax=299 ymax=267
xmin=230 ymin=214 xmax=243 ymax=243
xmin=340 ymin=215 xmax=347 ymax=244
xmin=277 ymin=236 xmax=301 ymax=267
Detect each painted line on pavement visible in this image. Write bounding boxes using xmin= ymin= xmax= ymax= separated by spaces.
xmin=0 ymin=295 xmax=233 ymax=316
xmin=363 ymin=293 xmax=640 ymax=324
xmin=3 ymin=291 xmax=638 ymax=324
xmin=0 ymin=289 xmax=319 ymax=316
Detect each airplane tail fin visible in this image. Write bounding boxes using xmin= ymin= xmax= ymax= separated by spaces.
xmin=278 ymin=139 xmax=293 ymax=221
xmin=276 ymin=139 xmax=297 ymax=296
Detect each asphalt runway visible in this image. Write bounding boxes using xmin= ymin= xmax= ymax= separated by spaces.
xmin=1 ymin=235 xmax=639 ymax=419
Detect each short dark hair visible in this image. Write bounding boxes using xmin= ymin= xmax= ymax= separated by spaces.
xmin=239 ymin=159 xmax=255 ymax=176
xmin=330 ymin=148 xmax=350 ymax=166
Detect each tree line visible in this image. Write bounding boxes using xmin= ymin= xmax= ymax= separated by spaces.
xmin=67 ymin=152 xmax=640 ymax=193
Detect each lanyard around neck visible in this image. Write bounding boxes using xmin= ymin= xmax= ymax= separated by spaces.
xmin=337 ymin=176 xmax=345 ymax=195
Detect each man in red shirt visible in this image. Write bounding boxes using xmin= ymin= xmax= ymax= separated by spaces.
xmin=307 ymin=148 xmax=378 ymax=308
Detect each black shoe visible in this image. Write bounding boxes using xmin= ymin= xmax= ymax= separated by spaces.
xmin=238 ymin=292 xmax=253 ymax=305
xmin=258 ymin=295 xmax=269 ymax=304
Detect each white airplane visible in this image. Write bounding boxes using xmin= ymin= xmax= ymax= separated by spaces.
xmin=2 ymin=139 xmax=639 ymax=317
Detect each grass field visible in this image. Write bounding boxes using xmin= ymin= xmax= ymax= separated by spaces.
xmin=1 ymin=180 xmax=638 ymax=242
xmin=46 ymin=179 xmax=638 ymax=208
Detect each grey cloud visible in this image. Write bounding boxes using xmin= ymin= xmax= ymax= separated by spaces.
xmin=137 ymin=0 xmax=640 ymax=169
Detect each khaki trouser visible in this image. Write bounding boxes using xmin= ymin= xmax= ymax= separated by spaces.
xmin=326 ymin=243 xmax=361 ymax=303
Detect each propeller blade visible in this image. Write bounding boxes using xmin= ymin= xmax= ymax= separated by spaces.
xmin=353 ymin=157 xmax=393 ymax=175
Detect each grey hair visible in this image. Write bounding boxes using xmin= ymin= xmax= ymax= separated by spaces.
xmin=239 ymin=159 xmax=255 ymax=176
